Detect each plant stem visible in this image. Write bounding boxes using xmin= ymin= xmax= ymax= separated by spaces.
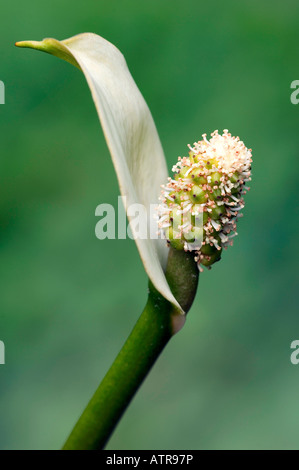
xmin=62 ymin=284 xmax=175 ymax=450
xmin=63 ymin=248 xmax=199 ymax=450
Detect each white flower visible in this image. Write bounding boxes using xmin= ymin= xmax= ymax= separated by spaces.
xmin=15 ymin=35 xmax=253 ymax=311
xmin=16 ymin=33 xmax=182 ymax=312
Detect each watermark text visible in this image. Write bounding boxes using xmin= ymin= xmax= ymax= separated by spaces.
xmin=95 ymin=196 xmax=203 ymax=246
xmin=290 ymin=80 xmax=299 ymax=105
xmin=0 ymin=81 xmax=5 ymax=104
xmin=290 ymin=340 xmax=299 ymax=365
xmin=0 ymin=340 xmax=5 ymax=365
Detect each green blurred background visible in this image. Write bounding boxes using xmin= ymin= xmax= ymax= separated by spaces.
xmin=0 ymin=0 xmax=298 ymax=450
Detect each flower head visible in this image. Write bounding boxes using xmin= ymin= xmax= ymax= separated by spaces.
xmin=158 ymin=130 xmax=252 ymax=271
xmin=15 ymin=34 xmax=252 ymax=313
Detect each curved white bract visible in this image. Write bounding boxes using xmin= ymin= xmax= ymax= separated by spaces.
xmin=16 ymin=33 xmax=182 ymax=312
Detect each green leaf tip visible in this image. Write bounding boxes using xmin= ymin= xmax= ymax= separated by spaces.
xmin=15 ymin=38 xmax=81 ymax=70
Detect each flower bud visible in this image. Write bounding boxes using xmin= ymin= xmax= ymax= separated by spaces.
xmin=158 ymin=130 xmax=252 ymax=271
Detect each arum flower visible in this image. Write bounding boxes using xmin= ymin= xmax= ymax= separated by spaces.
xmin=16 ymin=33 xmax=252 ymax=450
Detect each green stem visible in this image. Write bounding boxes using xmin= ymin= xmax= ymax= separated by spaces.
xmin=63 ymin=248 xmax=199 ymax=450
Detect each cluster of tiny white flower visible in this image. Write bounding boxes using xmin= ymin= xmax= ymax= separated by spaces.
xmin=158 ymin=130 xmax=252 ymax=271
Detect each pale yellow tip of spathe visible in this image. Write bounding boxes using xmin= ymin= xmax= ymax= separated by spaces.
xmin=15 ymin=40 xmax=42 ymax=48
xmin=15 ymin=38 xmax=81 ymax=70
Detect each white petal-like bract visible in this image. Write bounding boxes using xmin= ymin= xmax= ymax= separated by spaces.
xmin=16 ymin=34 xmax=182 ymax=312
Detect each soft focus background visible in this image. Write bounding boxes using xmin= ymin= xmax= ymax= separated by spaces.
xmin=0 ymin=0 xmax=298 ymax=450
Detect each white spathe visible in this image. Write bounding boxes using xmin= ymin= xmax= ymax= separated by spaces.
xmin=16 ymin=33 xmax=182 ymax=313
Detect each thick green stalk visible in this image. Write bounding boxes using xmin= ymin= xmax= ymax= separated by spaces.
xmin=63 ymin=248 xmax=199 ymax=450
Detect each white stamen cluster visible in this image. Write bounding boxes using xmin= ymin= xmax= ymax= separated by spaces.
xmin=158 ymin=129 xmax=252 ymax=271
